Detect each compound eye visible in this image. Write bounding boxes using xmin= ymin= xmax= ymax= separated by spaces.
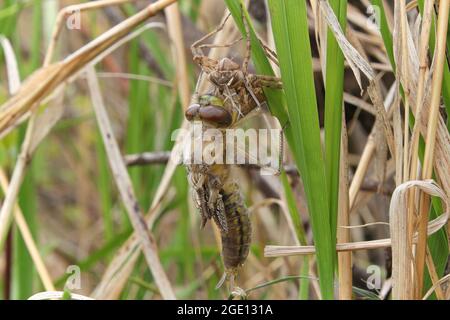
xmin=185 ymin=103 xmax=200 ymax=121
xmin=199 ymin=105 xmax=232 ymax=127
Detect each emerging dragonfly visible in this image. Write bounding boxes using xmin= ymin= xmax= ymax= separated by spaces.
xmin=183 ymin=9 xmax=283 ymax=295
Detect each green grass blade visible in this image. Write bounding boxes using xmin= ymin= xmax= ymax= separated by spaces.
xmin=267 ymin=0 xmax=333 ymax=299
xmin=0 ymin=0 xmax=25 ymax=37
xmin=280 ymin=171 xmax=309 ymax=299
xmin=96 ymin=128 xmax=113 ymax=242
xmin=324 ymin=0 xmax=347 ymax=257
xmin=224 ymin=0 xmax=327 ymax=297
xmin=370 ymin=0 xmax=395 ymax=69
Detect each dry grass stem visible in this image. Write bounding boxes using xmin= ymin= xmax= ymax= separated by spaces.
xmin=86 ymin=67 xmax=176 ymax=299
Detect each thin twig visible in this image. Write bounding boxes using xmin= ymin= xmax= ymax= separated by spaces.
xmin=124 ymin=151 xmax=172 ymax=166
xmin=86 ymin=67 xmax=176 ymax=300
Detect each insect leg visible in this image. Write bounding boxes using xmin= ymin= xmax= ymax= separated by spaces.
xmin=196 ymin=37 xmax=243 ymax=51
xmin=237 ymin=7 xmax=262 ymax=111
xmin=250 ymin=75 xmax=283 ymax=89
xmin=224 ymin=86 xmax=244 ymax=120
xmin=258 ymin=39 xmax=280 ymax=67
xmin=191 ymin=12 xmax=233 ymax=57
xmin=243 ymin=79 xmax=262 ymax=110
xmin=240 ymin=4 xmax=251 ymax=76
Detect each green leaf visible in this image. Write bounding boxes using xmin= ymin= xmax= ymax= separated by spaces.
xmin=267 ymin=0 xmax=333 ymax=299
xmin=370 ymin=0 xmax=395 ymax=69
xmin=324 ymin=0 xmax=347 ymax=259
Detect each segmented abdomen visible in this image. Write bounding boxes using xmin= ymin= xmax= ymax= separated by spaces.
xmin=220 ymin=182 xmax=251 ymax=272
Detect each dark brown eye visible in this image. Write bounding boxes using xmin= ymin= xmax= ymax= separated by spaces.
xmin=185 ymin=103 xmax=200 ymax=120
xmin=198 ymin=105 xmax=232 ymax=127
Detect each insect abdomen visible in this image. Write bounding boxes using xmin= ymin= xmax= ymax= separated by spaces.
xmin=220 ymin=182 xmax=251 ymax=271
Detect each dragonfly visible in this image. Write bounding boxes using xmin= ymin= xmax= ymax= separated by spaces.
xmin=183 ymin=8 xmax=284 ymax=296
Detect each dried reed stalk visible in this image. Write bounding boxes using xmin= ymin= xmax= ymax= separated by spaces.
xmin=390 ymin=180 xmax=449 ymax=299
xmin=266 ymin=180 xmax=449 ymax=261
xmin=407 ymin=0 xmax=434 ymax=298
xmin=86 ymin=67 xmax=176 ymax=299
xmin=414 ymin=0 xmax=449 ymax=297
